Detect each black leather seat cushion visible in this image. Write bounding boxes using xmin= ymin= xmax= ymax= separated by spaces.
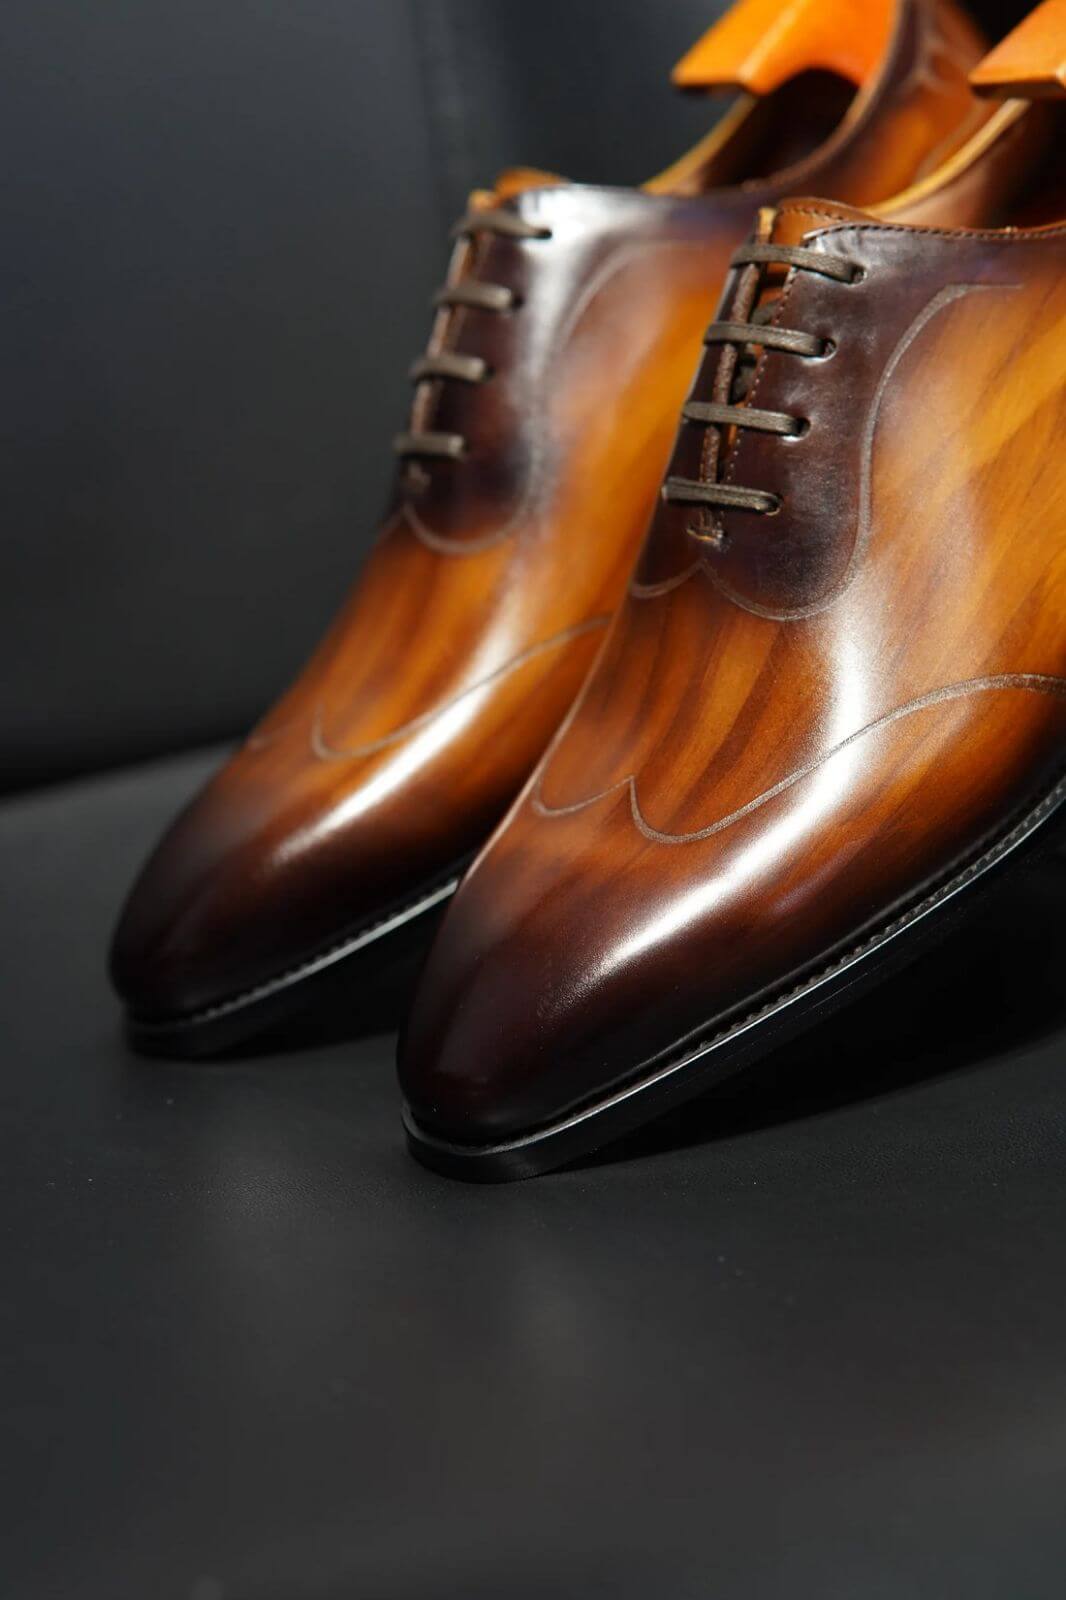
xmin=3 ymin=749 xmax=1065 ymax=1597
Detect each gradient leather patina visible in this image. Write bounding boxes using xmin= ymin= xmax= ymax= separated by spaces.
xmin=113 ymin=0 xmax=989 ymax=1033
xmin=401 ymin=155 xmax=1066 ymax=1146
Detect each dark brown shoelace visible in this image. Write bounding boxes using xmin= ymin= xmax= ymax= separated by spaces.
xmin=394 ymin=207 xmax=552 ymax=464
xmin=663 ymin=242 xmax=862 ymax=532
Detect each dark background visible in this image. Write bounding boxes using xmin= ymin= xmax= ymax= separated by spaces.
xmin=0 ymin=0 xmax=1025 ymax=794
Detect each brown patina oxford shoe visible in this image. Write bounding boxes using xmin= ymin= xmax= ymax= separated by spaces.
xmin=400 ymin=17 xmax=1066 ymax=1178
xmin=112 ymin=0 xmax=989 ymax=1053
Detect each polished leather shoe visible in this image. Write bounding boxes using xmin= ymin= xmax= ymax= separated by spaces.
xmin=112 ymin=0 xmax=988 ymax=1054
xmin=400 ymin=60 xmax=1066 ymax=1178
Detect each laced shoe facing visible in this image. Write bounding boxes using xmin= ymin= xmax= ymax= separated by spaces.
xmin=394 ymin=207 xmax=552 ymax=464
xmin=111 ymin=0 xmax=991 ymax=1055
xmin=399 ymin=30 xmax=1066 ymax=1180
xmin=663 ymin=239 xmax=860 ymax=523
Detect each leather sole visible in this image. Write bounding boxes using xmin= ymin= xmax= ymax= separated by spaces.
xmin=403 ymin=774 xmax=1066 ymax=1182
xmin=125 ymin=861 xmax=469 ymax=1059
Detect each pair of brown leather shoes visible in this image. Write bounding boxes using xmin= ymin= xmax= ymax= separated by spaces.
xmin=112 ymin=0 xmax=1066 ymax=1180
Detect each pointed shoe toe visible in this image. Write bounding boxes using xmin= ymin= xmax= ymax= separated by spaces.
xmin=110 ymin=732 xmax=472 ymax=1056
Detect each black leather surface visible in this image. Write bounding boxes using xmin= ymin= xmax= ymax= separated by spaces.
xmin=4 ymin=749 xmax=1066 ymax=1598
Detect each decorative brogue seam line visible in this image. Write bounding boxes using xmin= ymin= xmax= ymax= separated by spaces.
xmin=629 ymin=563 xmax=703 ymax=600
xmin=704 ymin=280 xmax=1016 ymax=619
xmin=649 ymin=281 xmax=1015 ymax=613
xmin=309 ymin=616 xmax=609 ymax=761
xmin=532 ymin=674 xmax=1066 ymax=846
xmin=401 ymin=497 xmax=533 ymax=558
xmin=400 ymin=235 xmax=715 ymax=554
xmin=247 ymin=616 xmax=610 ymax=755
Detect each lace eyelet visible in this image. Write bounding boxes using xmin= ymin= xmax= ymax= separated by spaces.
xmin=848 ymin=265 xmax=867 ymax=285
xmin=806 ymin=338 xmax=837 ymax=362
xmin=786 ymin=418 xmax=811 ymax=439
xmin=762 ymin=494 xmax=784 ymax=517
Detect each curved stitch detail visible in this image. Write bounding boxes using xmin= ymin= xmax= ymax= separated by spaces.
xmin=629 ymin=560 xmax=703 ymax=599
xmin=532 ymin=673 xmax=1066 ymax=846
xmin=311 ymin=615 xmax=609 ymax=762
xmin=709 ymin=281 xmax=1015 ymax=619
xmin=792 ymin=217 xmax=1066 ymax=245
xmin=652 ymin=280 xmax=1017 ymax=615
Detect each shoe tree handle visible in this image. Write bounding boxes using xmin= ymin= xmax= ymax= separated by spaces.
xmin=672 ymin=0 xmax=898 ymax=95
xmin=970 ymin=0 xmax=1066 ymax=98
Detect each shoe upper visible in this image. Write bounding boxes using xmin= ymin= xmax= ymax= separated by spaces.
xmin=400 ymin=137 xmax=1066 ymax=1141
xmin=111 ymin=0 xmax=990 ymax=1024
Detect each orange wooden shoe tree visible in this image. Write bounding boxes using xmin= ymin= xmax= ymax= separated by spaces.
xmin=672 ymin=0 xmax=898 ymax=95
xmin=970 ymin=0 xmax=1066 ymax=98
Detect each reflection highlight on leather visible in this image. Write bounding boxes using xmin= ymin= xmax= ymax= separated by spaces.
xmin=534 ymin=675 xmax=1066 ymax=847
xmin=310 ymin=616 xmax=609 ymax=761
xmin=250 ymin=616 xmax=607 ymax=764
